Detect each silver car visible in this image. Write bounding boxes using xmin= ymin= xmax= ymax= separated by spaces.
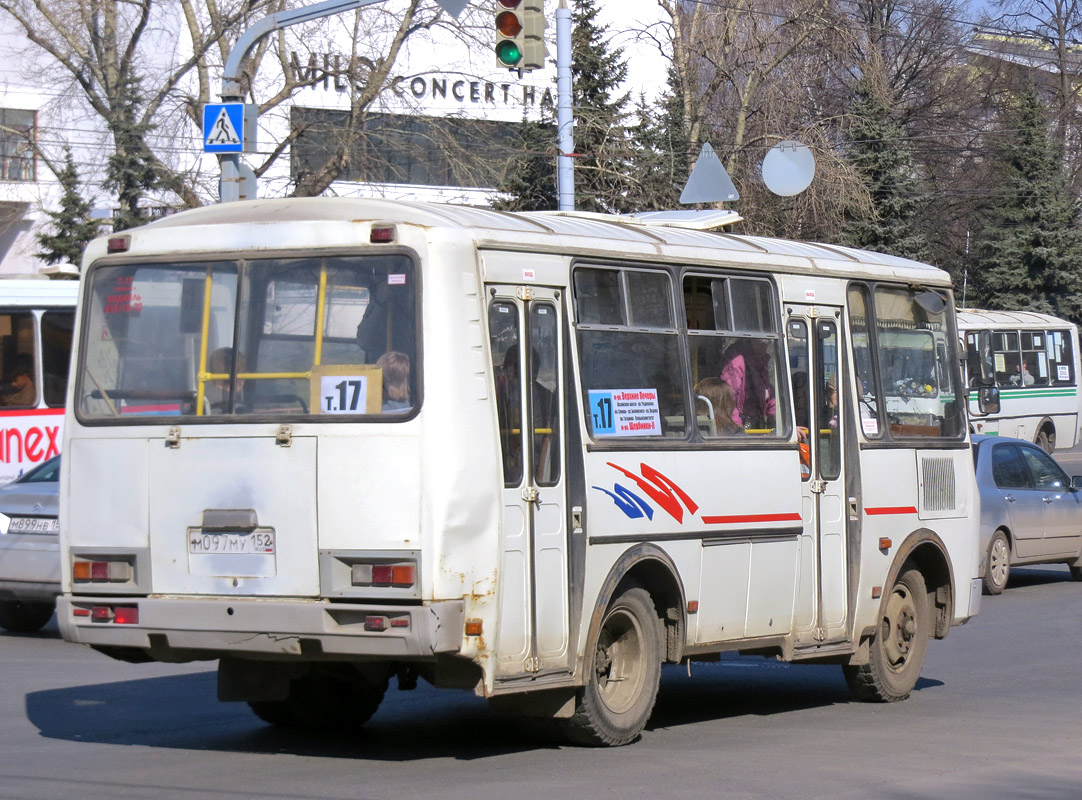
xmin=973 ymin=435 xmax=1082 ymax=594
xmin=0 ymin=455 xmax=60 ymax=632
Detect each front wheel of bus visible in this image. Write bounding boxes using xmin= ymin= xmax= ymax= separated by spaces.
xmin=559 ymin=586 xmax=662 ymax=747
xmin=843 ymin=567 xmax=929 ymax=703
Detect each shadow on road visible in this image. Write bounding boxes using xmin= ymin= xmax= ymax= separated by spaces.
xmin=24 ymin=654 xmax=943 ymax=758
xmin=1006 ymin=565 xmax=1078 ymax=590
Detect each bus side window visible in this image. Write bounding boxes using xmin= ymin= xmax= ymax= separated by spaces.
xmin=684 ymin=274 xmax=787 ymax=437
xmin=0 ymin=312 xmax=37 ymax=408
xmin=575 ymin=267 xmax=684 ymax=440
xmin=41 ymin=311 xmax=74 ymax=408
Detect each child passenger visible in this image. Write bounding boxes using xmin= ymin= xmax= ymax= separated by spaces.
xmin=377 ymin=350 xmax=412 ymax=413
xmin=694 ymin=377 xmax=742 ymax=436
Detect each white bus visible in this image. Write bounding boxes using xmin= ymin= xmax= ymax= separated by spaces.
xmin=0 ymin=279 xmax=78 ymax=484
xmin=958 ymin=309 xmax=1081 ymax=452
xmin=58 ymin=199 xmax=981 ymax=746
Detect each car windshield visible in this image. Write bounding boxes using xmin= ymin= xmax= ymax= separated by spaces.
xmin=16 ymin=455 xmax=59 ymax=483
xmin=77 ymin=254 xmax=419 ymax=422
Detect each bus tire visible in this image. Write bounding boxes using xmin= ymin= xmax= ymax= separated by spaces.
xmin=843 ymin=567 xmax=929 ymax=703
xmin=983 ymin=530 xmax=1011 ymax=595
xmin=0 ymin=600 xmax=54 ymax=633
xmin=558 ymin=586 xmax=662 ymax=747
xmin=1036 ymin=426 xmax=1055 ymax=453
xmin=1069 ymin=565 xmax=1082 ymax=581
xmin=248 ymin=669 xmax=388 ymax=731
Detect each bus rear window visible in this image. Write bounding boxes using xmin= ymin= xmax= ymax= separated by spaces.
xmin=77 ymin=255 xmax=418 ymax=421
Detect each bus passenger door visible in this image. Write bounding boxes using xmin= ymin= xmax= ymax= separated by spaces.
xmin=487 ymin=286 xmax=571 ymax=680
xmin=788 ymin=307 xmax=849 ymax=645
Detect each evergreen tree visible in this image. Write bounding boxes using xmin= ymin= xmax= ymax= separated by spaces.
xmin=570 ymin=0 xmax=631 ymax=213
xmin=492 ymin=113 xmax=558 ymax=211
xmin=974 ymin=88 xmax=1082 ymax=321
xmin=841 ymin=79 xmax=931 ymax=260
xmin=102 ymin=76 xmax=169 ymax=231
xmin=36 ymin=148 xmax=99 ymax=268
xmin=624 ymin=79 xmax=689 ymax=211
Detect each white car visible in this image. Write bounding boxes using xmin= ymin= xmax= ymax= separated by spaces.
xmin=0 ymin=455 xmax=60 ymax=632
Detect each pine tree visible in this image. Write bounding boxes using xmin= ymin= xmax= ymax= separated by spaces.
xmin=624 ymin=79 xmax=689 ymax=211
xmin=36 ymin=148 xmax=99 ymax=268
xmin=841 ymin=79 xmax=931 ymax=261
xmin=975 ymin=88 xmax=1082 ymax=321
xmin=102 ymin=75 xmax=168 ymax=231
xmin=570 ymin=0 xmax=631 ymax=213
xmin=492 ymin=113 xmax=558 ymax=211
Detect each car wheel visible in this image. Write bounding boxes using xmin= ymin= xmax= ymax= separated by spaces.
xmin=983 ymin=531 xmax=1011 ymax=595
xmin=1069 ymin=565 xmax=1082 ymax=582
xmin=0 ymin=600 xmax=54 ymax=633
xmin=557 ymin=585 xmax=662 ymax=746
xmin=843 ymin=567 xmax=930 ymax=703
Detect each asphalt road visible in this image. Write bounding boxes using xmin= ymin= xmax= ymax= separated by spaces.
xmin=2 ymin=564 xmax=1081 ymax=800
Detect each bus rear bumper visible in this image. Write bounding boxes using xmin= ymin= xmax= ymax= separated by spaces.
xmin=57 ymin=595 xmax=464 ymax=662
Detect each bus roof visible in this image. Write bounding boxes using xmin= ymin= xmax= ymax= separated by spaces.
xmin=0 ymin=279 xmax=79 ymax=306
xmin=957 ymin=308 xmax=1075 ymax=329
xmin=108 ymin=197 xmax=953 ymax=286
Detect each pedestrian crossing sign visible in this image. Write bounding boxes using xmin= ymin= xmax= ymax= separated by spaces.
xmin=203 ymin=103 xmax=257 ymax=153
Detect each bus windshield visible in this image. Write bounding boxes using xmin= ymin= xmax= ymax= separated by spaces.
xmin=76 ymin=254 xmax=418 ymax=421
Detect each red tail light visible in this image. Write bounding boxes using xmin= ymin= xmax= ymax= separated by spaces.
xmin=114 ymin=607 xmax=139 ymax=625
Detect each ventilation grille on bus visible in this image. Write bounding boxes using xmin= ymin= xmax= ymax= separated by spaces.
xmin=921 ymin=457 xmax=957 ymax=512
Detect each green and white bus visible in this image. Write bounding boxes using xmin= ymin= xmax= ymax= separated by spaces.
xmin=959 ymin=308 xmax=1081 ymax=453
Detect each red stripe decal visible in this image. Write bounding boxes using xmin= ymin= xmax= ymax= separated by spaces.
xmin=0 ymin=408 xmax=64 ymax=417
xmin=864 ymin=506 xmax=918 ymax=516
xmin=701 ymin=512 xmax=802 ymax=525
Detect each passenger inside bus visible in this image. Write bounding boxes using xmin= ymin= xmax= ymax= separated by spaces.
xmin=693 ymin=377 xmax=742 ymax=437
xmin=0 ymin=354 xmax=35 ymax=407
xmin=719 ymin=338 xmax=776 ymax=431
xmin=376 ymin=350 xmax=411 ymax=413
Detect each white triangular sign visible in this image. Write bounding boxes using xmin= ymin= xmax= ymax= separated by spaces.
xmin=680 ymin=143 xmax=739 ymax=204
xmin=206 ymin=108 xmax=241 ymax=147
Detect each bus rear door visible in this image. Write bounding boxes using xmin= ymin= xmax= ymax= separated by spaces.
xmin=487 ymin=285 xmax=571 ymax=680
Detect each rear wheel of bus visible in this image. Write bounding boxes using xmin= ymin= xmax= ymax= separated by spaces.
xmin=558 ymin=585 xmax=662 ymax=747
xmin=247 ymin=665 xmax=389 ymax=731
xmin=843 ymin=567 xmax=930 ymax=703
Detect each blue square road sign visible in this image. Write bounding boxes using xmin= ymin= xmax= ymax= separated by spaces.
xmin=203 ymin=103 xmax=257 ymax=153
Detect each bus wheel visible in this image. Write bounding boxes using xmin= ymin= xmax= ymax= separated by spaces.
xmin=0 ymin=600 xmax=54 ymax=633
xmin=1069 ymin=565 xmax=1082 ymax=581
xmin=983 ymin=531 xmax=1011 ymax=595
xmin=559 ymin=586 xmax=662 ymax=746
xmin=1036 ymin=427 xmax=1055 ymax=453
xmin=248 ymin=669 xmax=389 ymax=731
xmin=843 ymin=568 xmax=929 ymax=703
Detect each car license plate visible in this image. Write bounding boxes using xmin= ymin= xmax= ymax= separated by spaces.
xmin=6 ymin=517 xmax=59 ymax=534
xmin=188 ymin=530 xmax=275 ymax=555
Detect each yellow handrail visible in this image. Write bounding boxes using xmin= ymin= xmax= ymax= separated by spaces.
xmin=314 ymin=265 xmax=327 ymax=367
xmin=195 ymin=272 xmax=213 ymax=416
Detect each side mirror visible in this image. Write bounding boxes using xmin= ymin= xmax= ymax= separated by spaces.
xmin=977 ymin=385 xmax=1000 ymax=415
xmin=1072 ymin=476 xmax=1082 ymax=492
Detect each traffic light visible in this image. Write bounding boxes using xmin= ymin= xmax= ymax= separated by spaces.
xmin=495 ymin=0 xmax=547 ymax=72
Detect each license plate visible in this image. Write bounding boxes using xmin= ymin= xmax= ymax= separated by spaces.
xmin=188 ymin=530 xmax=275 ymax=555
xmin=7 ymin=517 xmax=59 ymax=534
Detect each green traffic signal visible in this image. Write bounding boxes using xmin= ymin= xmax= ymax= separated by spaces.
xmin=496 ymin=39 xmax=522 ymax=67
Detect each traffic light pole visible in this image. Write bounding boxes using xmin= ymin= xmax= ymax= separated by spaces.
xmin=217 ymin=0 xmax=468 ymax=202
xmin=556 ymin=0 xmax=574 ymax=211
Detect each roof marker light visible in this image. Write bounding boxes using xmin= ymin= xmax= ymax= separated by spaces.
xmin=107 ymin=235 xmax=130 ymax=253
xmin=370 ymin=226 xmax=395 ymax=243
